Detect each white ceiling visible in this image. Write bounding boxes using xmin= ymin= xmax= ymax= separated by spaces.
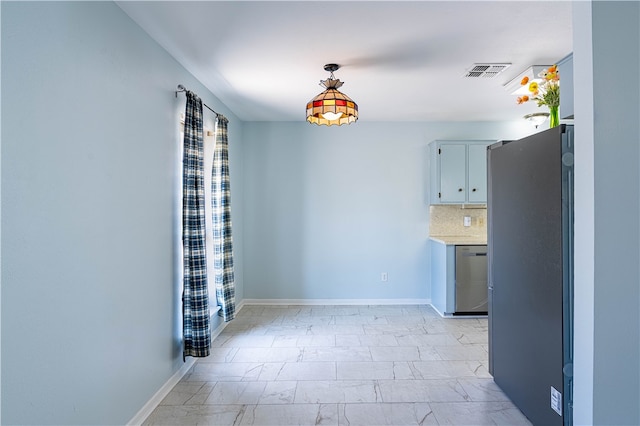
xmin=117 ymin=1 xmax=573 ymax=123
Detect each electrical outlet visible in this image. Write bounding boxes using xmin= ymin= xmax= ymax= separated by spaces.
xmin=381 ymin=272 xmax=388 ymax=282
xmin=463 ymin=216 xmax=472 ymax=227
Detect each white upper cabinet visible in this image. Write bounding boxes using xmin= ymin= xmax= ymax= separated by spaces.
xmin=429 ymin=140 xmax=495 ymax=205
xmin=557 ymin=53 xmax=573 ymax=119
xmin=467 ymin=144 xmax=489 ymax=203
xmin=439 ymin=144 xmax=467 ymax=203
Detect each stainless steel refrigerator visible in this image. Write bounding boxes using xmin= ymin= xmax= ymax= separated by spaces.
xmin=487 ymin=125 xmax=574 ymax=426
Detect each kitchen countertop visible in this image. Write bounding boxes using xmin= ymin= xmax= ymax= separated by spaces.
xmin=429 ymin=235 xmax=487 ymax=245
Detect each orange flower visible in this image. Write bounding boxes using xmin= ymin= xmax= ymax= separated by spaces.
xmin=516 ymin=65 xmax=560 ymax=109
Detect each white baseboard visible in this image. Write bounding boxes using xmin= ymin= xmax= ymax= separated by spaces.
xmin=430 ymin=304 xmax=449 ymax=318
xmin=241 ymin=298 xmax=431 ymax=306
xmin=127 ymin=313 xmax=231 ymax=426
xmin=127 ymin=357 xmax=196 ymax=426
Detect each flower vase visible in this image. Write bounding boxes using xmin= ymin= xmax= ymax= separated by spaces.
xmin=548 ymin=105 xmax=560 ymax=128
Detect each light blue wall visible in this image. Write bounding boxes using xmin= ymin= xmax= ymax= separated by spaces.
xmin=573 ymin=1 xmax=640 ymax=424
xmin=242 ymin=121 xmax=534 ymax=301
xmin=572 ymin=3 xmax=596 ymax=423
xmin=591 ymin=4 xmax=640 ymax=421
xmin=1 ymin=2 xmax=243 ymax=424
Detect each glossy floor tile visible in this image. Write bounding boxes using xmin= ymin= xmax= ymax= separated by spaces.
xmin=143 ymin=304 xmax=531 ymax=425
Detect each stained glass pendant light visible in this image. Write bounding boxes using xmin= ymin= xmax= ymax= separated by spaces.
xmin=306 ymin=64 xmax=358 ymax=126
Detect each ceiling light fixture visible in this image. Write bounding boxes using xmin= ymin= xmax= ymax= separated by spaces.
xmin=504 ymin=65 xmax=552 ymax=95
xmin=306 ymin=64 xmax=358 ymax=126
xmin=523 ymin=112 xmax=550 ymax=129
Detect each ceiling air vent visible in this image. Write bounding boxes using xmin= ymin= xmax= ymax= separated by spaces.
xmin=464 ymin=63 xmax=511 ymax=78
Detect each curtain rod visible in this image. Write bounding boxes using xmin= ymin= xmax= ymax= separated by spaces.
xmin=175 ymin=84 xmax=220 ymax=117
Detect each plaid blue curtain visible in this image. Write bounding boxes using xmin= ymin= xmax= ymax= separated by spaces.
xmin=182 ymin=91 xmax=210 ymax=358
xmin=212 ymin=116 xmax=236 ymax=322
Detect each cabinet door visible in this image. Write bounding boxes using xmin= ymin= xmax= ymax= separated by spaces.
xmin=439 ymin=144 xmax=467 ymax=203
xmin=468 ymin=143 xmax=489 ymax=203
xmin=557 ymin=53 xmax=573 ymax=119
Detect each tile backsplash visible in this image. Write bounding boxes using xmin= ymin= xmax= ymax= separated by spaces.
xmin=429 ymin=205 xmax=487 ymax=237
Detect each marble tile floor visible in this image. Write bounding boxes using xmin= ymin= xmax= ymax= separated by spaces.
xmin=143 ymin=304 xmax=531 ymax=425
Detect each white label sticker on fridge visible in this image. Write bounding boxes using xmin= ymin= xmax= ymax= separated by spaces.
xmin=551 ymin=386 xmax=562 ymax=416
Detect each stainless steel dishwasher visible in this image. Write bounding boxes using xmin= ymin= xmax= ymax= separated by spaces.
xmin=455 ymin=245 xmax=488 ymax=314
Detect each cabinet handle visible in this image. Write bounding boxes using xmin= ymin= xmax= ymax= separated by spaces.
xmin=458 ymin=188 xmax=463 ymax=192
xmin=472 ymin=188 xmax=477 ymax=192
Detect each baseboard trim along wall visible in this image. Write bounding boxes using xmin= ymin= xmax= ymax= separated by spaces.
xmin=127 ymin=356 xmax=197 ymax=426
xmin=242 ymin=298 xmax=431 ymax=306
xmin=127 ymin=308 xmax=238 ymax=426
